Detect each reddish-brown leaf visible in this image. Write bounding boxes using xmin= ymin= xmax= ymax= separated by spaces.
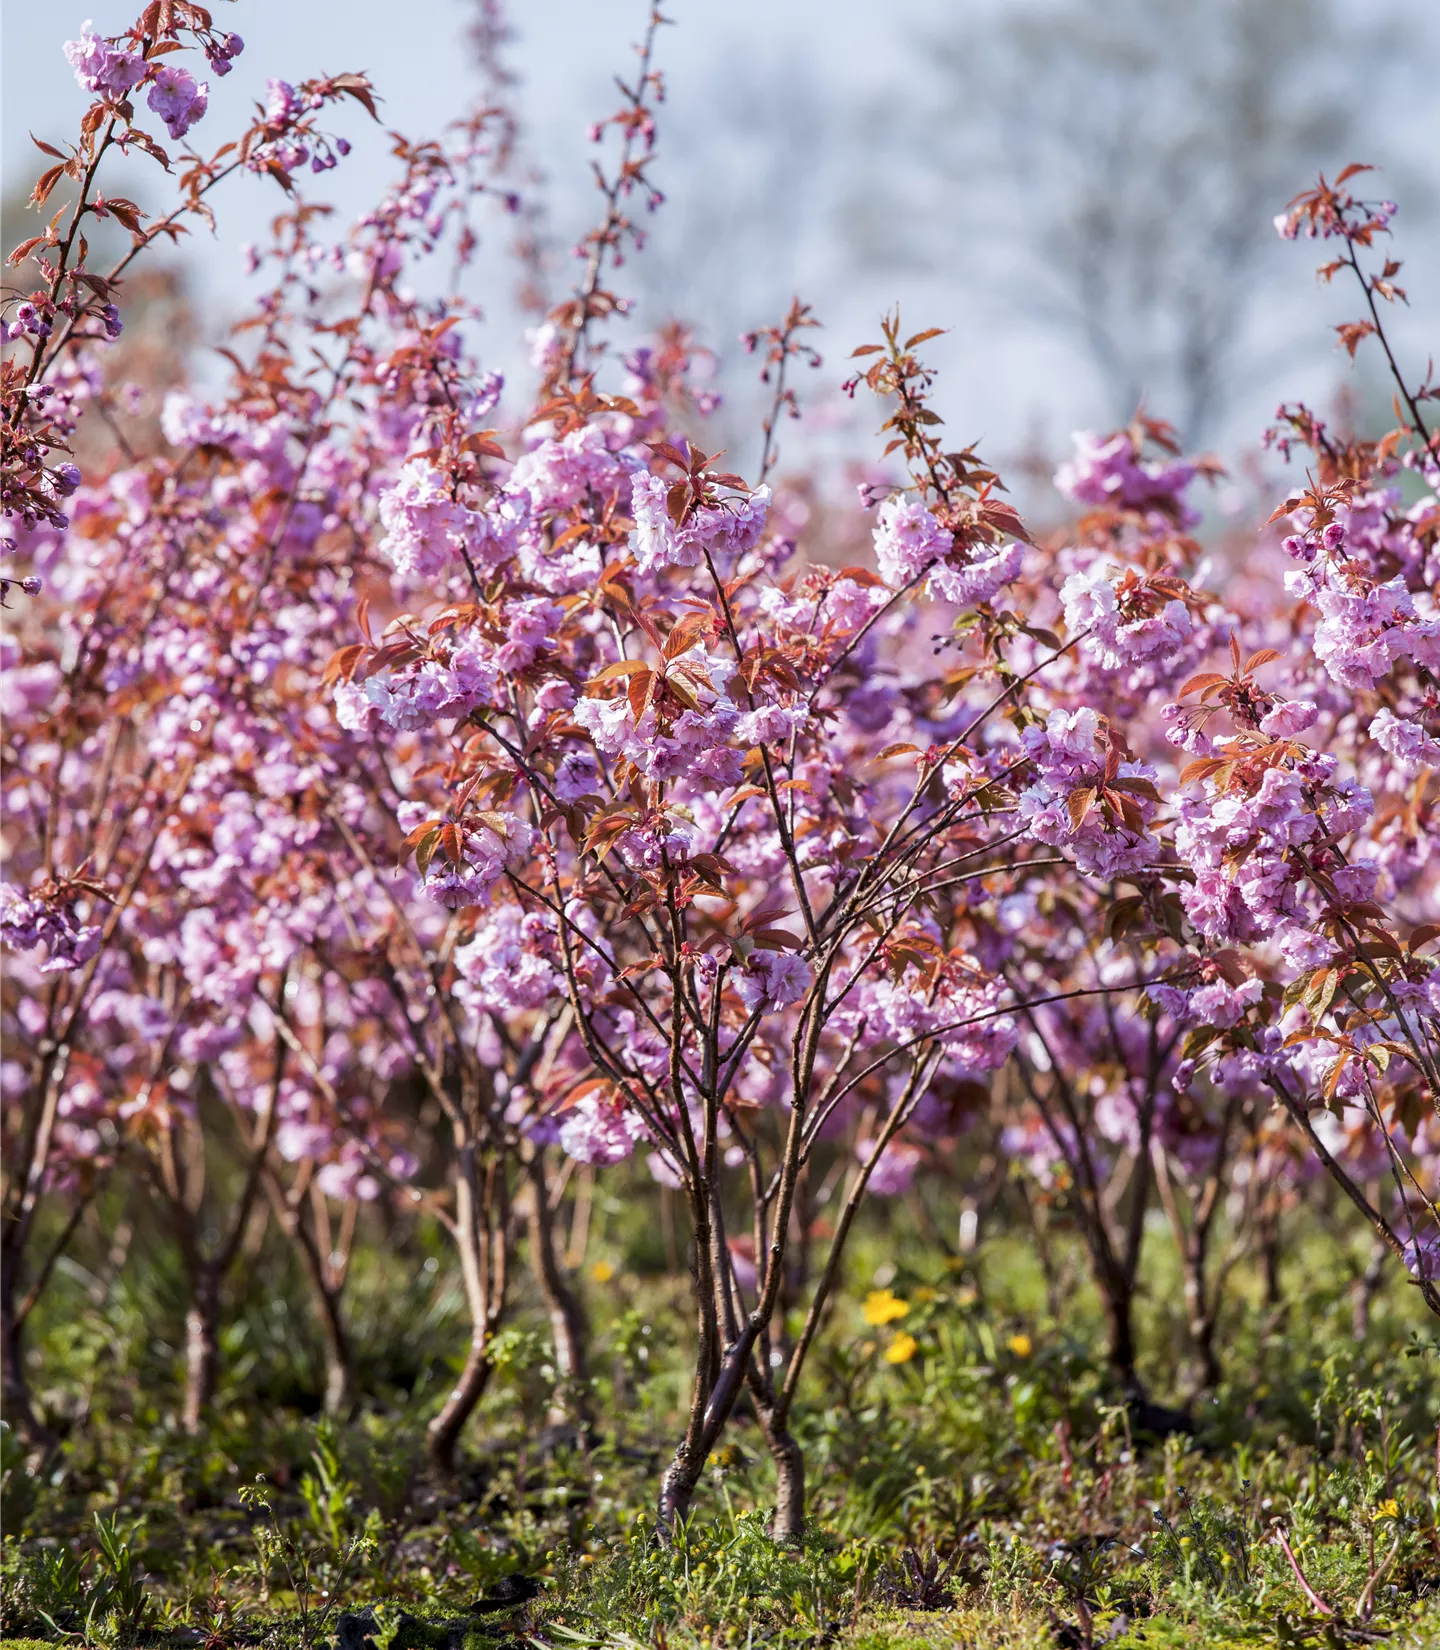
xmin=1177 ymin=671 xmax=1227 ymax=698
xmin=1067 ymin=788 xmax=1098 ymax=830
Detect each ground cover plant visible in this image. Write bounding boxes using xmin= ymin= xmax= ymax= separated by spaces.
xmin=3 ymin=3 xmax=1440 ymax=1646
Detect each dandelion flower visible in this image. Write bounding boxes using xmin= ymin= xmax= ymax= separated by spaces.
xmin=884 ymin=1333 xmax=918 ymax=1364
xmin=863 ymin=1288 xmax=909 ymax=1325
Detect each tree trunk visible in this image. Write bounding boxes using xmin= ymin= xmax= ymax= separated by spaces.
xmin=1150 ymin=1138 xmax=1226 ymax=1397
xmin=749 ymin=1372 xmax=806 ymax=1543
xmin=427 ymin=1141 xmax=506 ymax=1473
xmin=525 ymin=1153 xmax=590 ymax=1432
xmin=313 ymin=1276 xmax=353 ymax=1418
xmin=1261 ymin=1203 xmax=1284 ymax=1309
xmin=657 ymin=1305 xmax=755 ymax=1538
xmin=0 ymin=1257 xmax=52 ymax=1452
xmin=426 ymin=1330 xmax=494 ymax=1472
xmin=182 ymin=1267 xmax=221 ymax=1434
xmin=658 ymin=1447 xmax=702 ymax=1532
xmin=764 ymin=1418 xmax=806 ymax=1544
xmin=1186 ymin=1286 xmax=1223 ymax=1396
xmin=2 ymin=1048 xmax=68 ymax=1454
xmin=268 ymin=1175 xmax=354 ymax=1417
xmin=657 ymin=1188 xmax=723 ymax=1538
xmin=1351 ymin=1237 xmax=1389 ymax=1341
xmin=1100 ymin=1275 xmax=1141 ymax=1396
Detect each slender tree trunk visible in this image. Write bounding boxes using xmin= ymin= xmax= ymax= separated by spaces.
xmin=427 ymin=1142 xmax=506 ymax=1473
xmin=749 ymin=1370 xmax=805 ymax=1543
xmin=1019 ymin=1183 xmax=1064 ymax=1322
xmin=1099 ymin=1272 xmax=1141 ymax=1396
xmin=293 ymin=1247 xmax=353 ymax=1420
xmin=784 ymin=1162 xmax=814 ymax=1360
xmin=2 ymin=1048 xmax=68 ymax=1452
xmin=656 ymin=953 xmax=824 ymax=1543
xmin=266 ymin=1174 xmax=354 ymax=1417
xmin=765 ymin=1419 xmax=806 ymax=1544
xmin=182 ymin=1265 xmax=221 ymax=1434
xmin=427 ymin=1330 xmax=495 ymax=1472
xmin=0 ymin=1253 xmax=52 ymax=1451
xmin=1351 ymin=1236 xmax=1389 ymax=1341
xmin=1260 ymin=1199 xmax=1284 ymax=1310
xmin=1178 ymin=1227 xmax=1224 ymax=1396
xmin=1013 ymin=1050 xmax=1153 ymax=1399
xmin=657 ymin=1181 xmax=723 ymax=1536
xmin=1150 ymin=1139 xmax=1225 ymax=1396
xmin=1185 ymin=1274 xmax=1223 ymax=1396
xmin=656 ymin=1336 xmax=758 ymax=1534
xmin=657 ymin=1449 xmax=701 ymax=1531
xmin=316 ymin=1287 xmax=353 ymax=1418
xmin=525 ymin=1151 xmax=590 ymax=1431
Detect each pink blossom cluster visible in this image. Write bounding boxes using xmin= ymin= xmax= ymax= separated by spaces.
xmin=0 ymin=881 xmax=101 ymax=973
xmin=1054 ymin=428 xmax=1199 ymax=526
xmin=1015 ymin=708 xmax=1160 ymax=881
xmin=872 ymin=495 xmax=1023 ymax=606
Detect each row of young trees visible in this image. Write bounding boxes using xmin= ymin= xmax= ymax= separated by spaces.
xmin=3 ymin=2 xmax=1439 ymax=1540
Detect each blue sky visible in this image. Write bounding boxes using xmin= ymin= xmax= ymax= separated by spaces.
xmin=5 ymin=0 xmax=1437 ymax=481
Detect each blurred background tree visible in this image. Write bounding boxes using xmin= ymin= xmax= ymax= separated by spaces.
xmin=4 ymin=0 xmax=1434 ymax=473
xmin=861 ymin=0 xmax=1428 ymax=447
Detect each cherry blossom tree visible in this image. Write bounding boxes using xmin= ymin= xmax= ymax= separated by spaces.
xmin=5 ymin=2 xmax=1439 ymax=1557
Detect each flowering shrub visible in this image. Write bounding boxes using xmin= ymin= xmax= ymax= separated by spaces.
xmin=4 ymin=5 xmax=1440 ymax=1550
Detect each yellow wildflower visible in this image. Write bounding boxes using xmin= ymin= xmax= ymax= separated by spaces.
xmin=863 ymin=1288 xmax=909 ymax=1325
xmin=884 ymin=1333 xmax=918 ymax=1364
xmin=913 ymin=1285 xmax=938 ymax=1302
xmin=1007 ymin=1333 xmax=1033 ymax=1359
xmin=590 ymin=1261 xmax=615 ymax=1283
xmin=1374 ymin=1499 xmax=1400 ymax=1521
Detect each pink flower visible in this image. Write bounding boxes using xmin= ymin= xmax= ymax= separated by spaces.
xmin=735 ymin=950 xmax=813 ymax=1015
xmin=377 ymin=458 xmax=517 ymax=582
xmin=510 ymin=425 xmax=633 ymax=515
xmin=1260 ymin=700 xmax=1318 ymax=737
xmin=1149 ymin=975 xmax=1263 ymax=1029
xmin=454 ymin=907 xmax=561 ymax=1014
xmin=418 ymin=814 xmax=535 ymax=909
xmin=873 ymin=497 xmax=951 ymax=589
xmin=1016 ymin=708 xmax=1159 ymax=881
xmin=147 ymin=66 xmax=209 ymax=141
xmin=1370 ymin=707 xmax=1440 ymax=775
xmin=573 ymin=643 xmax=742 ymax=784
xmin=552 ymin=749 xmax=602 ymax=803
xmin=266 ymin=79 xmax=302 ymax=123
xmin=558 ymin=1094 xmax=648 ymax=1164
xmin=0 ymin=881 xmax=100 ymax=973
xmin=629 ymin=471 xmax=770 ymax=575
xmin=928 ymin=540 xmax=1023 ymax=607
xmin=734 ymin=703 xmax=806 ymax=746
xmin=1054 ymin=430 xmax=1197 ymax=525
xmin=1060 ymin=562 xmax=1192 ymax=668
xmin=1403 ymin=1232 xmax=1440 ymax=1281
xmin=64 ymin=23 xmax=146 ymax=94
xmin=872 ymin=496 xmax=1021 ymax=608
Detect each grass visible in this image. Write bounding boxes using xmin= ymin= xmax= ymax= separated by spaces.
xmin=4 ymin=1181 xmax=1440 ymax=1647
